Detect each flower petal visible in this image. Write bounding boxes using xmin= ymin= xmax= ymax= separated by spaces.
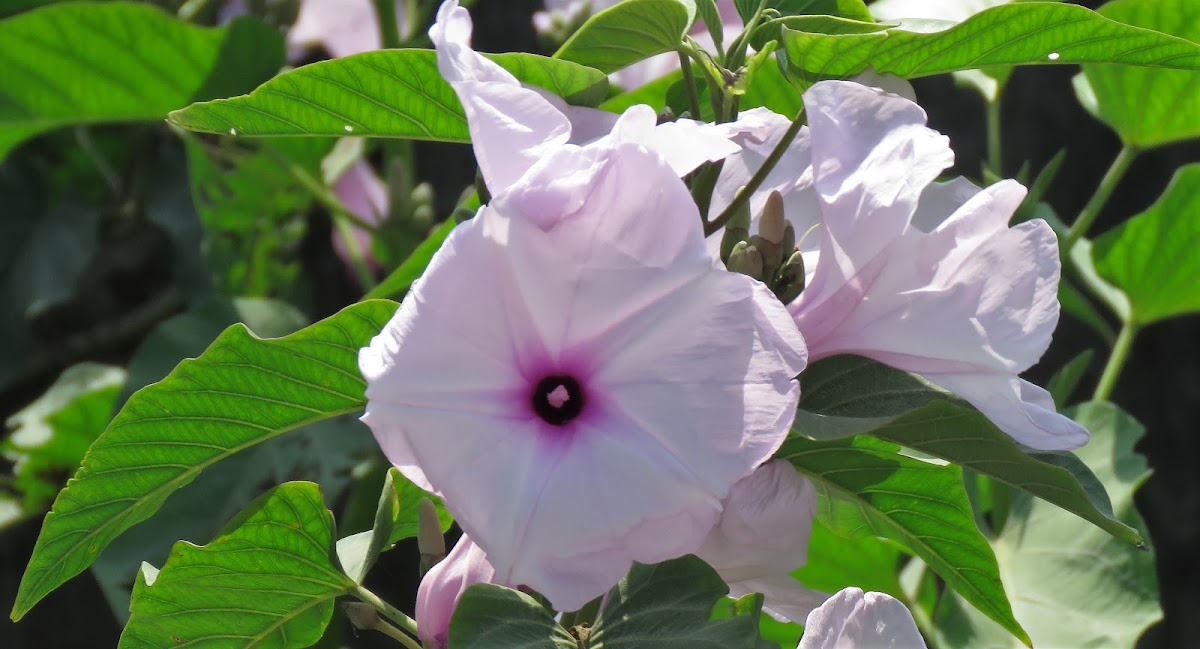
xmin=416 ymin=535 xmax=499 ymax=648
xmin=798 ymin=588 xmax=928 ymax=649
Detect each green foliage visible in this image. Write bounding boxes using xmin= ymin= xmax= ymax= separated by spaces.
xmin=779 ymin=434 xmax=1029 ymax=645
xmin=554 ymin=0 xmax=696 ymax=74
xmin=795 ymin=355 xmax=1141 ymax=545
xmin=366 ymin=218 xmax=457 ymax=300
xmin=1081 ymin=0 xmax=1200 ymax=148
xmin=793 ymin=519 xmax=903 ymax=598
xmin=11 ymin=300 xmax=398 ymax=620
xmin=2 ymin=363 xmax=123 ymax=522
xmin=0 ymin=1 xmax=285 ymax=160
xmin=451 ymin=555 xmax=768 ymax=648
xmin=118 ymin=482 xmax=355 ymax=649
xmin=168 ymin=50 xmax=608 ymax=139
xmin=935 ymin=403 xmax=1161 ymax=648
xmin=735 ymin=0 xmax=871 ymax=23
xmin=779 ymin=3 xmax=1200 ymax=82
xmin=336 ymin=468 xmax=453 ymax=584
xmin=1093 ymin=164 xmax=1200 ymax=325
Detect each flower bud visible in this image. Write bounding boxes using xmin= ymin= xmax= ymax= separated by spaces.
xmin=758 ymin=191 xmax=787 ymax=245
xmin=719 ymin=196 xmax=752 ymax=263
xmin=727 ymin=241 xmax=763 ymax=280
xmin=410 ymin=181 xmax=435 ymax=207
xmin=416 ymin=535 xmax=499 ymax=649
xmin=749 ymin=234 xmax=782 ymax=282
xmin=774 ymin=250 xmax=806 ymax=305
xmin=418 ymin=497 xmax=446 ymax=576
xmin=342 ymin=602 xmax=378 ymax=630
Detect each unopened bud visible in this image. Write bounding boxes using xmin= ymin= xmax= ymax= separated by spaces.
xmin=418 ymin=498 xmax=446 ymax=575
xmin=749 ymin=234 xmax=783 ymax=282
xmin=727 ymin=241 xmax=763 ymax=280
xmin=758 ymin=191 xmax=787 ymax=245
xmin=411 ymin=204 xmax=434 ymax=231
xmin=719 ymin=195 xmax=753 ymax=263
xmin=774 ymin=250 xmax=807 ymax=304
xmin=410 ymin=181 xmax=435 ymax=207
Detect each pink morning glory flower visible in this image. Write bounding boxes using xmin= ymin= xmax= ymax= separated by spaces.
xmin=712 ymin=80 xmax=1088 ymax=451
xmin=798 ymin=587 xmax=928 ymax=649
xmin=432 ymin=1 xmax=738 ymax=195
xmin=359 ymin=103 xmax=808 ymax=610
xmin=697 ymin=460 xmax=827 ymax=623
xmin=416 ymin=535 xmax=499 ymax=649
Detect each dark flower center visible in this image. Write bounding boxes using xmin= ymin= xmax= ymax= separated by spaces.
xmin=530 ymin=375 xmax=585 ymax=426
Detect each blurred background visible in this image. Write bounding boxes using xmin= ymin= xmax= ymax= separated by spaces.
xmin=0 ymin=0 xmax=1196 ymax=647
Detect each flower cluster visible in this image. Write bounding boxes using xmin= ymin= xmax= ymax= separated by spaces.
xmin=358 ymin=2 xmax=1084 ymax=646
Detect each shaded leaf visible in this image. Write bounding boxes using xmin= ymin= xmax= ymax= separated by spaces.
xmin=936 ymin=402 xmax=1161 ymax=648
xmin=780 ymin=434 xmax=1028 ymax=644
xmin=118 ymin=482 xmax=354 ymax=649
xmin=450 ymin=584 xmax=577 ymax=649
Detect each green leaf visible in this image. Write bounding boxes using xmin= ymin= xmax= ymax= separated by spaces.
xmin=793 ymin=519 xmax=904 ymax=598
xmin=335 ymin=468 xmax=453 ymax=584
xmin=2 ymin=363 xmax=124 ymax=519
xmin=590 ymin=555 xmax=762 ymax=648
xmin=11 ymin=299 xmax=398 ymax=621
xmin=780 ymin=434 xmax=1029 ymax=645
xmin=795 ymin=355 xmax=1142 ymax=546
xmin=450 ymin=584 xmax=578 ymax=649
xmin=168 ymin=50 xmax=608 ymax=140
xmin=601 ymin=71 xmax=682 ymax=113
xmin=118 ymin=482 xmax=355 ymax=649
xmin=780 ymin=3 xmax=1200 ymax=83
xmin=736 ymin=0 xmax=872 ymax=23
xmin=935 ymin=402 xmax=1161 ymax=648
xmin=1093 ymin=163 xmax=1200 ymax=325
xmin=0 ymin=2 xmax=285 ymax=160
xmin=695 ymin=0 xmax=726 ymax=56
xmin=366 ymin=218 xmax=457 ymax=300
xmin=1044 ymin=349 xmax=1095 ymax=408
xmin=1081 ymin=0 xmax=1200 ymax=147
xmin=554 ymin=0 xmax=697 ymax=74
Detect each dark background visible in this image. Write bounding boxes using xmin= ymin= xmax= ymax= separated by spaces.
xmin=2 ymin=0 xmax=1197 ymax=647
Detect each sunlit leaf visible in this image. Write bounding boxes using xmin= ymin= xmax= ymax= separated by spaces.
xmin=554 ymin=0 xmax=696 ymax=74
xmin=0 ymin=2 xmax=284 ymax=160
xmin=1081 ymin=0 xmax=1200 ymax=148
xmin=780 ymin=3 xmax=1200 ymax=83
xmin=12 ymin=300 xmax=397 ymax=620
xmin=169 ymin=50 xmax=608 ymax=139
xmin=1093 ymin=164 xmax=1200 ymax=325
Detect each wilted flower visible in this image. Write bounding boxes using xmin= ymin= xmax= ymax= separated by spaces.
xmin=798 ymin=587 xmax=928 ymax=649
xmin=697 ymin=460 xmax=827 ymax=623
xmin=359 ymin=100 xmax=807 ymax=612
xmin=712 ymin=80 xmax=1088 ymax=451
xmin=433 ymin=0 xmax=737 ymax=194
xmin=416 ymin=535 xmax=499 ymax=649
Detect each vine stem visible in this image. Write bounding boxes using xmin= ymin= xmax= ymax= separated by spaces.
xmin=704 ymin=107 xmax=805 ymax=236
xmin=373 ymin=0 xmax=404 ymax=49
xmin=352 ymin=584 xmax=421 ymax=639
xmin=1061 ymin=145 xmax=1139 ymax=257
xmin=1093 ymin=321 xmax=1137 ymax=401
xmin=678 ymin=50 xmax=703 ymax=120
xmin=985 ymin=98 xmax=1002 ymax=175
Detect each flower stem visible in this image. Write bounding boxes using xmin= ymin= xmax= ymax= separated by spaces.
xmin=373 ymin=0 xmax=404 ymax=49
xmin=678 ymin=50 xmax=703 ymax=120
xmin=352 ymin=584 xmax=421 ymax=638
xmin=985 ymin=98 xmax=1002 ymax=175
xmin=1061 ymin=145 xmax=1139 ymax=257
xmin=1093 ymin=321 xmax=1137 ymax=401
xmin=704 ymin=107 xmax=805 ymax=237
